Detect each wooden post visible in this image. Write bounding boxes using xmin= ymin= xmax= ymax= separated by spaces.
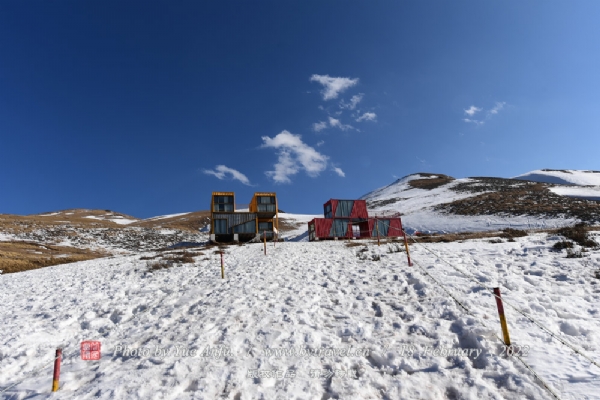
xmin=220 ymin=251 xmax=225 ymax=279
xmin=375 ymin=219 xmax=380 ymax=246
xmin=52 ymin=348 xmax=62 ymax=392
xmin=403 ymin=231 xmax=413 ymax=266
xmin=493 ymin=287 xmax=511 ymax=347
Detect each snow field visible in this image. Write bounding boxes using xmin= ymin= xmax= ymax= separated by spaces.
xmin=1 ymin=234 xmax=599 ymax=399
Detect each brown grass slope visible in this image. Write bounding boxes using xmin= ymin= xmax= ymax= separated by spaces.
xmin=435 ymin=177 xmax=600 ymax=223
xmin=407 ymin=173 xmax=455 ymax=190
xmin=0 ymin=209 xmax=211 ymax=274
xmin=131 ymin=211 xmax=211 ymax=232
xmin=0 ymin=241 xmax=106 ymax=274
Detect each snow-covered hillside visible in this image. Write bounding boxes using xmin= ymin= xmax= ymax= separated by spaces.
xmin=362 ymin=173 xmax=600 ymax=234
xmin=361 ymin=173 xmax=537 ymax=234
xmin=513 ymin=170 xmax=600 ymax=203
xmin=1 ymin=233 xmax=599 ymax=399
xmin=513 ymin=169 xmax=600 ymax=186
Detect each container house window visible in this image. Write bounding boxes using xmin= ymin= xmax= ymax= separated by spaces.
xmin=233 ymin=220 xmax=256 ymax=234
xmin=214 ymin=219 xmax=228 ymax=234
xmin=214 ymin=196 xmax=234 ymax=212
xmin=335 ymin=201 xmax=354 ymax=218
xmin=372 ymin=220 xmax=389 ymax=237
xmin=330 ymin=220 xmax=348 ymax=237
xmin=214 ymin=204 xmax=233 ymax=212
xmin=258 ymin=222 xmax=273 ymax=232
xmin=257 ymin=196 xmax=276 ymax=212
xmin=324 ymin=204 xmax=332 ymax=219
xmin=258 ymin=196 xmax=275 ymax=204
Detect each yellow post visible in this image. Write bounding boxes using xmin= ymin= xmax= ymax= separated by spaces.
xmin=275 ymin=196 xmax=279 ymax=236
xmin=220 ymin=251 xmax=225 ymax=279
xmin=493 ymin=287 xmax=511 ymax=346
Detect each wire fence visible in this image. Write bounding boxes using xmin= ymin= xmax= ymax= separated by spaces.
xmin=372 ymin=222 xmax=600 ymax=399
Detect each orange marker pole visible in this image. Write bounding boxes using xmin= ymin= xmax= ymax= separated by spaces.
xmin=52 ymin=348 xmax=62 ymax=392
xmin=493 ymin=287 xmax=511 ymax=347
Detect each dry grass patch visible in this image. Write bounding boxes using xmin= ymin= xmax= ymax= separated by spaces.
xmin=0 ymin=241 xmax=106 ymax=274
xmin=146 ymin=250 xmax=199 ymax=271
xmin=408 ymin=174 xmax=455 ymax=190
xmin=345 ymin=241 xmax=367 ymax=248
xmin=437 ymin=178 xmax=600 ymax=222
xmin=555 ymin=223 xmax=598 ymax=248
xmin=410 ymin=231 xmax=517 ymax=244
xmin=278 ymin=218 xmax=307 ymax=233
xmin=500 ymin=228 xmax=528 ymax=239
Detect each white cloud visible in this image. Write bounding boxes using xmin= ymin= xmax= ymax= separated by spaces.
xmin=340 ymin=93 xmax=364 ymax=110
xmin=463 ymin=118 xmax=484 ymax=125
xmin=356 ymin=112 xmax=377 ymax=122
xmin=310 ymin=74 xmax=359 ymax=100
xmin=312 ymin=121 xmax=328 ymax=132
xmin=464 ymin=106 xmax=482 ymax=116
xmin=332 ymin=167 xmax=345 ymax=177
xmin=463 ymin=102 xmax=506 ymax=124
xmin=261 ymin=131 xmax=329 ymax=183
xmin=316 ymin=140 xmax=325 ymax=147
xmin=328 ymin=117 xmax=354 ymax=131
xmin=203 ymin=165 xmax=251 ymax=186
xmin=489 ymin=101 xmax=506 ymax=115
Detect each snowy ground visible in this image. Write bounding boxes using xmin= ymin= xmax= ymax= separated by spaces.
xmin=84 ymin=215 xmax=138 ymax=225
xmin=142 ymin=213 xmax=192 ymax=222
xmin=2 ymin=232 xmax=600 ymax=399
xmin=278 ymin=213 xmax=321 ymax=242
xmin=549 ymin=187 xmax=600 ymax=202
xmin=401 ymin=211 xmax=578 ymax=235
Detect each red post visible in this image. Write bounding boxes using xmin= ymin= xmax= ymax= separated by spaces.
xmin=52 ymin=348 xmax=62 ymax=392
xmin=493 ymin=287 xmax=511 ymax=346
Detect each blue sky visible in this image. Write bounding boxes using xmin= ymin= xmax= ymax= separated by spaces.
xmin=2 ymin=2 xmax=600 ymax=218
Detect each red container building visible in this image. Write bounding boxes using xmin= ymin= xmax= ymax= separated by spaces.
xmin=308 ymin=199 xmax=404 ymax=241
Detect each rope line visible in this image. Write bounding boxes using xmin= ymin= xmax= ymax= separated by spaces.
xmin=409 ymin=256 xmax=561 ymax=400
xmin=401 ymin=228 xmax=600 ymax=371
